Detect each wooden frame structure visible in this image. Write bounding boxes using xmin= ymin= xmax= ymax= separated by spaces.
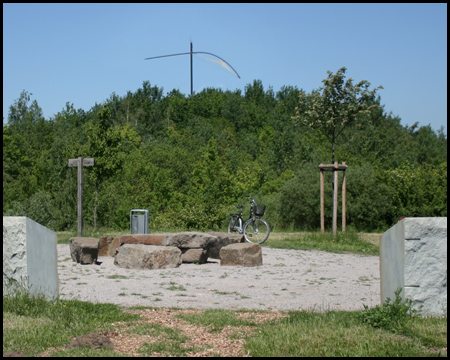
xmin=68 ymin=157 xmax=94 ymax=237
xmin=318 ymin=162 xmax=348 ymax=236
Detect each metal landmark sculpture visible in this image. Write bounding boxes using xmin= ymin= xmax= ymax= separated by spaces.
xmin=145 ymin=41 xmax=240 ymax=96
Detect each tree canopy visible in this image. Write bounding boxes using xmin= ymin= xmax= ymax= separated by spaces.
xmin=3 ymin=70 xmax=447 ymax=233
xmin=293 ymin=67 xmax=383 ymax=164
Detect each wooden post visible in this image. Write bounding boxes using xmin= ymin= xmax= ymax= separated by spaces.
xmin=318 ymin=162 xmax=348 ymax=236
xmin=320 ymin=164 xmax=325 ymax=234
xmin=332 ymin=162 xmax=339 ymax=236
xmin=68 ymin=157 xmax=94 ymax=237
xmin=342 ymin=162 xmax=347 ymax=232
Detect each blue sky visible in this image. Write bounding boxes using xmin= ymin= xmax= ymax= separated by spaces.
xmin=3 ymin=3 xmax=447 ymax=134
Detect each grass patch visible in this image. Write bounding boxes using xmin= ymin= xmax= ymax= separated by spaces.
xmin=164 ymin=282 xmax=187 ymax=291
xmin=3 ymin=289 xmax=139 ymax=356
xmin=263 ymin=229 xmax=379 ymax=255
xmin=244 ymin=310 xmax=447 ymax=357
xmin=139 ymin=340 xmax=205 ymax=357
xmin=175 ymin=309 xmax=260 ymax=333
xmin=56 ymin=227 xmax=130 ymax=244
xmin=3 ymin=290 xmax=446 ymax=357
xmin=106 ymin=275 xmax=130 ymax=280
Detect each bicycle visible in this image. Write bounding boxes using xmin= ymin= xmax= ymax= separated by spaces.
xmin=227 ymin=195 xmax=270 ymax=244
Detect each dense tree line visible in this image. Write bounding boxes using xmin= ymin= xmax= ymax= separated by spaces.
xmin=3 ymin=70 xmax=447 ymax=233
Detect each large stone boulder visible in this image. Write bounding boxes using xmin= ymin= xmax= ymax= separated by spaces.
xmin=220 ymin=243 xmax=262 ymax=267
xmin=69 ymin=237 xmax=99 ymax=264
xmin=98 ymin=236 xmax=120 ymax=257
xmin=180 ymin=248 xmax=209 ymax=264
xmin=114 ymin=244 xmax=182 ymax=270
xmin=207 ymin=232 xmax=245 ymax=259
xmin=162 ymin=231 xmax=217 ymax=249
xmin=120 ymin=234 xmax=166 ymax=246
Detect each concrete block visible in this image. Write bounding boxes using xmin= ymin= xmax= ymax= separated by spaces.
xmin=3 ymin=216 xmax=59 ymax=300
xmin=380 ymin=217 xmax=447 ymax=316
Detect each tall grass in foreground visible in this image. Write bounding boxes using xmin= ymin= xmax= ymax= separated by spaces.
xmin=244 ymin=309 xmax=447 ymax=357
xmin=4 ymin=289 xmax=446 ymax=357
xmin=3 ymin=288 xmax=139 ymax=356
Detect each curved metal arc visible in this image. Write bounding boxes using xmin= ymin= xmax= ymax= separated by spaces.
xmin=144 ymin=50 xmax=240 ymax=79
xmin=193 ymin=51 xmax=241 ymax=79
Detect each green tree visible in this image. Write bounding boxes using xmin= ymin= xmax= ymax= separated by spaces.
xmin=293 ymin=67 xmax=383 ymax=164
xmin=377 ymin=162 xmax=447 ymax=220
xmin=86 ymin=105 xmax=141 ymax=228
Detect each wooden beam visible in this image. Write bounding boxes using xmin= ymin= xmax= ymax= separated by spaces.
xmin=332 ymin=162 xmax=339 ymax=236
xmin=342 ymin=161 xmax=347 ymax=232
xmin=69 ymin=157 xmax=94 ymax=237
xmin=318 ymin=163 xmax=348 ymax=170
xmin=320 ymin=168 xmax=325 ymax=234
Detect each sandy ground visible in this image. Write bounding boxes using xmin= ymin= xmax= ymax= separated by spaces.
xmin=57 ymin=244 xmax=380 ymax=311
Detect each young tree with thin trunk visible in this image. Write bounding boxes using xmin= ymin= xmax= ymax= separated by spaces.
xmin=293 ymin=67 xmax=383 ymax=164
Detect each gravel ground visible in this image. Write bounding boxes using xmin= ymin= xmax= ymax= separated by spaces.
xmin=57 ymin=244 xmax=380 ymax=311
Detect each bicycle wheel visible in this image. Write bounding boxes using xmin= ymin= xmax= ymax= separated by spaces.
xmin=228 ymin=215 xmax=242 ymax=234
xmin=243 ymin=218 xmax=270 ymax=244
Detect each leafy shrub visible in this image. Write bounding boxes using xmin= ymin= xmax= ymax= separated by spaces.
xmin=359 ymin=288 xmax=421 ymax=332
xmin=4 ymin=190 xmax=56 ymax=230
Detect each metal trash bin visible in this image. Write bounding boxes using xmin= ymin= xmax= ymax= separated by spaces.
xmin=130 ymin=209 xmax=149 ymax=234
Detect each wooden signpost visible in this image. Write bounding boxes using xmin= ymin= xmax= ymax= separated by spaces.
xmin=68 ymin=157 xmax=94 ymax=237
xmin=318 ymin=162 xmax=348 ymax=236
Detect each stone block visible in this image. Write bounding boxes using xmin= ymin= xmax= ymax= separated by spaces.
xmin=162 ymin=231 xmax=217 ymax=249
xmin=381 ymin=217 xmax=447 ymax=316
xmin=207 ymin=232 xmax=245 ymax=259
xmin=181 ymin=248 xmax=209 ymax=264
xmin=98 ymin=236 xmax=120 ymax=257
xmin=220 ymin=243 xmax=262 ymax=267
xmin=3 ymin=216 xmax=59 ymax=300
xmin=69 ymin=237 xmax=99 ymax=264
xmin=114 ymin=244 xmax=182 ymax=270
xmin=120 ymin=234 xmax=165 ymax=246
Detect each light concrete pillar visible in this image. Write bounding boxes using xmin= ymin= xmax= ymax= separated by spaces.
xmin=3 ymin=216 xmax=59 ymax=300
xmin=380 ymin=217 xmax=447 ymax=316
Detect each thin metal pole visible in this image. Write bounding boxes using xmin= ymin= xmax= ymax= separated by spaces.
xmin=190 ymin=42 xmax=193 ymax=96
xmin=145 ymin=42 xmax=239 ymax=96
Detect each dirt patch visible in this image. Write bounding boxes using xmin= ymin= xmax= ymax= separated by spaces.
xmin=66 ymin=332 xmax=114 ymax=350
xmin=3 ymin=351 xmax=28 ymax=357
xmin=35 ymin=308 xmax=286 ymax=357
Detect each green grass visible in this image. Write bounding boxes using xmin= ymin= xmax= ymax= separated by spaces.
xmin=263 ymin=229 xmax=379 ymax=256
xmin=3 ymin=289 xmax=140 ymax=356
xmin=175 ymin=309 xmax=259 ymax=332
xmin=56 ymin=226 xmax=130 ymax=244
xmin=243 ymin=310 xmax=447 ymax=357
xmin=3 ymin=290 xmax=446 ymax=357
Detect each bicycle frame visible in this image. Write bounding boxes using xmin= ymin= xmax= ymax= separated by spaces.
xmin=228 ymin=195 xmax=270 ymax=244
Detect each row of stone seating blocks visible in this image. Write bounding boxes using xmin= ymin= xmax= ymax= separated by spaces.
xmin=69 ymin=232 xmax=263 ymax=269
